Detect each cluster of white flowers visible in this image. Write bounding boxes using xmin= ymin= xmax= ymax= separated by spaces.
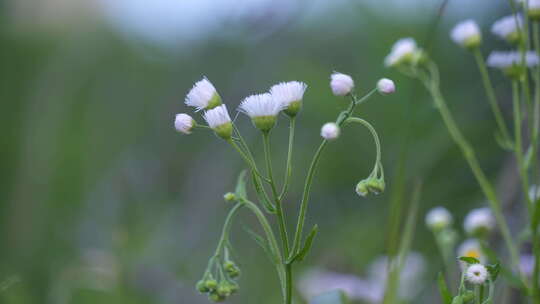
xmin=464 ymin=207 xmax=495 ymax=236
xmin=425 ymin=207 xmax=453 ymax=231
xmin=384 ymin=38 xmax=420 ymax=67
xmin=491 ymin=15 xmax=523 ymax=43
xmin=450 ymin=20 xmax=482 ymax=49
xmin=486 ymin=51 xmax=539 ymax=68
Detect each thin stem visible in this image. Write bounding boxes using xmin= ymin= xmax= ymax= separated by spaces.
xmin=531 ymin=21 xmax=540 ymax=303
xmin=345 ymin=117 xmax=382 ymax=175
xmin=262 ymin=132 xmax=290 ymax=257
xmin=472 ymin=47 xmax=513 ymax=147
xmin=228 ymin=139 xmax=267 ymax=182
xmin=214 ymin=203 xmax=244 ymax=257
xmin=279 ymin=117 xmax=296 ymax=200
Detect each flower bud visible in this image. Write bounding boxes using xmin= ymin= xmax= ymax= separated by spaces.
xmin=223 ymin=192 xmax=236 ymax=202
xmin=203 ymin=105 xmax=233 ymax=140
xmin=384 ymin=38 xmax=420 ymax=67
xmin=208 ymin=291 xmax=226 ymax=302
xmin=425 ymin=207 xmax=453 ymax=232
xmin=355 ymin=180 xmax=369 ymax=197
xmin=196 ymin=280 xmax=210 ymax=293
xmin=224 ymin=261 xmax=241 ymax=278
xmin=320 ymin=122 xmax=340 ymax=140
xmin=377 ymin=78 xmax=396 ymax=95
xmin=367 ymin=178 xmax=385 ymax=194
xmin=451 ymin=20 xmax=482 ymax=49
xmin=462 ymin=290 xmax=475 ymax=302
xmin=217 ymin=284 xmax=232 ymax=297
xmin=205 ymin=279 xmax=218 ymax=290
xmin=330 ymin=72 xmax=354 ymax=96
xmin=174 ymin=113 xmax=195 ymax=134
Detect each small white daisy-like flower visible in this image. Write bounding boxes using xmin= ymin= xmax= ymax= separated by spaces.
xmin=458 ymin=239 xmax=486 ymax=264
xmin=330 ymin=72 xmax=354 ymax=96
xmin=450 ymin=19 xmax=482 ymax=49
xmin=321 ymin=122 xmax=340 ymax=140
xmin=269 ymin=81 xmax=307 ymax=117
xmin=174 ymin=113 xmax=195 ymax=134
xmin=185 ymin=77 xmax=221 ymax=111
xmin=466 ymin=264 xmax=489 ymax=285
xmin=239 ymin=93 xmax=284 ymax=131
xmin=491 ymin=15 xmax=523 ymax=43
xmin=487 ymin=51 xmax=539 ymax=78
xmin=376 ymin=78 xmax=396 ymax=95
xmin=203 ymin=104 xmax=232 ymax=139
xmin=384 ymin=38 xmax=420 ymax=67
xmin=464 ymin=207 xmax=495 ymax=236
xmin=425 ymin=207 xmax=453 ymax=231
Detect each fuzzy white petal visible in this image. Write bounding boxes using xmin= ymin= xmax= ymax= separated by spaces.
xmin=270 ymin=81 xmax=307 ymax=107
xmin=491 ymin=15 xmax=522 ymax=40
xmin=377 ymin=78 xmax=396 ymax=94
xmin=185 ymin=77 xmax=218 ymax=111
xmin=330 ymin=73 xmax=354 ymax=96
xmin=425 ymin=207 xmax=452 ymax=230
xmin=203 ymin=104 xmax=231 ymax=128
xmin=384 ymin=38 xmax=418 ymax=67
xmin=486 ymin=51 xmax=539 ymax=68
xmin=174 ymin=113 xmax=194 ymax=134
xmin=466 ymin=264 xmax=488 ymax=285
xmin=464 ymin=207 xmax=495 ymax=235
xmin=239 ymin=93 xmax=284 ymax=118
xmin=450 ymin=20 xmax=481 ymax=45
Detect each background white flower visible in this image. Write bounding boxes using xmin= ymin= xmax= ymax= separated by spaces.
xmin=458 ymin=239 xmax=486 ymax=264
xmin=487 ymin=51 xmax=539 ymax=68
xmin=384 ymin=38 xmax=418 ymax=67
xmin=425 ymin=206 xmax=452 ymax=231
xmin=377 ymin=78 xmax=396 ymax=95
xmin=491 ymin=15 xmax=522 ymax=41
xmin=450 ymin=19 xmax=481 ymax=48
xmin=464 ymin=207 xmax=495 ymax=235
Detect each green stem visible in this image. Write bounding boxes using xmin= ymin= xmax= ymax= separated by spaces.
xmin=345 ymin=117 xmax=382 ymax=176
xmin=531 ymin=21 xmax=540 ymax=304
xmin=279 ymin=117 xmax=296 ymax=200
xmin=213 ymin=203 xmax=244 ymax=257
xmin=472 ymin=47 xmax=512 ymax=147
xmin=422 ymin=64 xmax=521 ymax=276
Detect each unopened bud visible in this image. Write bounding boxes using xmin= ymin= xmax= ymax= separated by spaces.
xmin=223 ymin=192 xmax=236 ymax=202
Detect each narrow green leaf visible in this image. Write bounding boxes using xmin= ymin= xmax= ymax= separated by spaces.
xmin=459 ymin=256 xmax=480 ymax=264
xmin=486 ymin=263 xmax=500 ymax=282
xmin=235 ymin=170 xmax=248 ymax=199
xmin=532 ymin=198 xmax=540 ymax=229
xmin=244 ymin=228 xmax=279 ymax=264
xmin=437 ymin=272 xmax=453 ymax=304
xmin=310 ymin=290 xmax=349 ymax=304
xmin=293 ymin=225 xmax=318 ymax=263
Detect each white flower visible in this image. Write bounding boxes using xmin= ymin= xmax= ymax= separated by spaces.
xmin=425 ymin=207 xmax=452 ymax=231
xmin=174 ymin=113 xmax=195 ymax=134
xmin=491 ymin=15 xmax=523 ymax=43
xmin=464 ymin=207 xmax=495 ymax=236
xmin=384 ymin=38 xmax=419 ymax=67
xmin=450 ymin=20 xmax=481 ymax=48
xmin=270 ymin=81 xmax=307 ymax=116
xmin=185 ymin=77 xmax=221 ymax=111
xmin=529 ymin=185 xmax=540 ymax=202
xmin=330 ymin=72 xmax=354 ymax=96
xmin=466 ymin=264 xmax=489 ymax=285
xmin=239 ymin=93 xmax=284 ymax=131
xmin=377 ymin=78 xmax=396 ymax=95
xmin=487 ymin=51 xmax=539 ymax=68
xmin=203 ymin=105 xmax=232 ymax=139
xmin=321 ymin=122 xmax=340 ymax=140
xmin=458 ymin=239 xmax=486 ymax=264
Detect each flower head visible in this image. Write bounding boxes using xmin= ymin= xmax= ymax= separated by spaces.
xmin=458 ymin=239 xmax=486 ymax=264
xmin=451 ymin=19 xmax=482 ymax=49
xmin=330 ymin=72 xmax=354 ymax=96
xmin=174 ymin=113 xmax=195 ymax=134
xmin=491 ymin=15 xmax=523 ymax=43
xmin=384 ymin=38 xmax=421 ymax=67
xmin=377 ymin=78 xmax=396 ymax=95
xmin=321 ymin=122 xmax=340 ymax=140
xmin=466 ymin=264 xmax=489 ymax=285
xmin=425 ymin=207 xmax=453 ymax=231
xmin=239 ymin=93 xmax=284 ymax=132
xmin=185 ymin=77 xmax=222 ymax=111
xmin=524 ymin=0 xmax=540 ymax=19
xmin=464 ymin=207 xmax=495 ymax=236
xmin=203 ymin=104 xmax=232 ymax=139
xmin=270 ymin=81 xmax=307 ymax=117
xmin=487 ymin=51 xmax=539 ymax=78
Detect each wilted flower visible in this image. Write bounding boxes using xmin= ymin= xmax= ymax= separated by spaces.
xmin=321 ymin=122 xmax=340 ymax=140
xmin=270 ymin=81 xmax=307 ymax=117
xmin=330 ymin=72 xmax=354 ymax=96
xmin=464 ymin=207 xmax=495 ymax=236
xmin=239 ymin=93 xmax=284 ymax=132
xmin=174 ymin=113 xmax=195 ymax=134
xmin=203 ymin=104 xmax=232 ymax=139
xmin=451 ymin=19 xmax=482 ymax=49
xmin=466 ymin=264 xmax=489 ymax=285
xmin=425 ymin=207 xmax=453 ymax=231
xmin=491 ymin=15 xmax=523 ymax=43
xmin=384 ymin=38 xmax=420 ymax=67
xmin=458 ymin=239 xmax=486 ymax=264
xmin=185 ymin=77 xmax=222 ymax=111
xmin=376 ymin=78 xmax=396 ymax=95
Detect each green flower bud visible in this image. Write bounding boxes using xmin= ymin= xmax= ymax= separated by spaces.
xmin=355 ymin=180 xmax=369 ymax=197
xmin=223 ymin=192 xmax=236 ymax=202
xmin=196 ymin=280 xmax=210 ymax=293
xmin=367 ymin=178 xmax=385 ymax=195
xmin=217 ymin=284 xmax=232 ymax=297
xmin=229 ymin=282 xmax=239 ymax=294
xmin=284 ymin=101 xmax=301 ymax=117
xmin=224 ymin=261 xmax=241 ymax=278
xmin=208 ymin=291 xmax=226 ymax=302
xmin=214 ymin=122 xmax=233 ymax=140
xmin=252 ymin=116 xmax=277 ymax=132
xmin=205 ymin=279 xmax=218 ymax=290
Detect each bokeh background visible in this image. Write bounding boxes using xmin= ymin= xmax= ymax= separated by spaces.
xmin=0 ymin=0 xmax=526 ymax=303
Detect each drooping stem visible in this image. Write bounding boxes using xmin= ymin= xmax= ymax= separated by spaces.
xmin=472 ymin=47 xmax=512 ymax=148
xmin=279 ymin=117 xmax=296 ymax=200
xmin=214 ymin=203 xmax=244 ymax=257
xmin=345 ymin=117 xmax=382 ymax=176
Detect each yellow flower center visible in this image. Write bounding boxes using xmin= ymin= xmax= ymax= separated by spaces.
xmin=465 ymin=249 xmax=480 ymax=259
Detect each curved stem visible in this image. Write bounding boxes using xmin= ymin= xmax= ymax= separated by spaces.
xmin=345 ymin=117 xmax=382 ymax=176
xmin=279 ymin=117 xmax=296 ymax=200
xmin=213 ymin=203 xmax=244 ymax=257
xmin=472 ymin=47 xmax=512 ymax=147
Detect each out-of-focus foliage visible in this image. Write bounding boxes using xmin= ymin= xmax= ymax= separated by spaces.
xmin=0 ymin=0 xmax=519 ymax=303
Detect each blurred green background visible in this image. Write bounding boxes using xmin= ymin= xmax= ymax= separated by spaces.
xmin=0 ymin=0 xmax=524 ymax=303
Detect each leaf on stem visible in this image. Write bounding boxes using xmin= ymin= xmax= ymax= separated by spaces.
xmin=235 ymin=170 xmax=248 ymax=199
xmin=486 ymin=263 xmax=500 ymax=282
xmin=437 ymin=272 xmax=453 ymax=304
xmin=459 ymin=256 xmax=481 ymax=265
xmin=290 ymin=224 xmax=318 ymax=263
